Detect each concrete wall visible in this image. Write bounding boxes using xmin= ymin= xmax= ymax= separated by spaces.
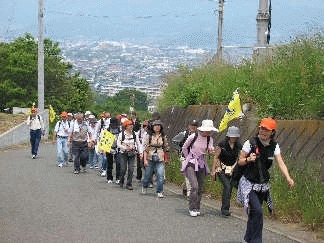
xmin=161 ymin=105 xmax=324 ymax=161
xmin=0 ymin=110 xmax=49 ymax=149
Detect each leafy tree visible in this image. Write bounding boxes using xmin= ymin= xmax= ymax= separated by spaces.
xmin=102 ymin=88 xmax=149 ymax=114
xmin=0 ymin=33 xmax=93 ymax=112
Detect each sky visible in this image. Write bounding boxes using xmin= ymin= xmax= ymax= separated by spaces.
xmin=0 ymin=0 xmax=323 ymax=50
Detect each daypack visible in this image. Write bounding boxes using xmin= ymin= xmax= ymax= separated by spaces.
xmin=30 ymin=115 xmax=40 ymax=121
xmin=148 ymin=133 xmax=166 ymax=150
xmin=187 ymin=132 xmax=210 ymax=154
xmin=58 ymin=120 xmax=70 ymax=129
xmin=172 ymin=130 xmax=190 ymax=153
xmin=108 ymin=125 xmax=121 ymax=150
xmin=230 ymin=137 xmax=276 ymax=188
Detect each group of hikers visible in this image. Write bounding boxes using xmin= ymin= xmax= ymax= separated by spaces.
xmin=27 ymin=107 xmax=294 ymax=243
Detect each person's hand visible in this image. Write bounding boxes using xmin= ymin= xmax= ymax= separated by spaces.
xmin=210 ymin=171 xmax=216 ymax=180
xmin=248 ymin=153 xmax=257 ymax=162
xmin=287 ymin=177 xmax=295 ymax=188
xmin=144 ymin=160 xmax=148 ymax=167
xmin=41 ymin=130 xmax=45 ymax=136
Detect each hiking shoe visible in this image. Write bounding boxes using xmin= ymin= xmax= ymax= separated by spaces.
xmin=189 ymin=209 xmax=198 ymax=217
xmin=141 ymin=186 xmax=147 ymax=194
xmin=221 ymin=211 xmax=231 ymax=217
xmin=157 ymin=192 xmax=164 ymax=198
xmin=119 ymin=181 xmax=124 ymax=188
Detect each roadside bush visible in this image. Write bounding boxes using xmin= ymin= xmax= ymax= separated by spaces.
xmin=159 ymin=33 xmax=324 ymax=120
xmin=166 ymin=155 xmax=324 ymax=233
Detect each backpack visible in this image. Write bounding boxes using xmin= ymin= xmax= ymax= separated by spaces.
xmin=58 ymin=120 xmax=70 ymax=129
xmin=108 ymin=124 xmax=121 ymax=150
xmin=30 ymin=115 xmax=40 ymax=121
xmin=230 ymin=138 xmax=257 ymax=188
xmin=230 ymin=137 xmax=276 ymax=188
xmin=148 ymin=133 xmax=166 ymax=150
xmin=187 ymin=132 xmax=210 ymax=154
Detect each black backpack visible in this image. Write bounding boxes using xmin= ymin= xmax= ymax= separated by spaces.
xmin=230 ymin=137 xmax=276 ymax=188
xmin=187 ymin=132 xmax=210 ymax=154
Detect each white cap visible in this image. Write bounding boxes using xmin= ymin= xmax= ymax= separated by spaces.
xmin=85 ymin=111 xmax=91 ymax=115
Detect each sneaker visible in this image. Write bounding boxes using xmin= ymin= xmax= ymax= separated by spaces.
xmin=82 ymin=167 xmax=87 ymax=173
xmin=32 ymin=155 xmax=36 ymax=159
xmin=189 ymin=209 xmax=198 ymax=217
xmin=157 ymin=192 xmax=164 ymax=198
xmin=74 ymin=170 xmax=79 ymax=174
xmin=141 ymin=186 xmax=147 ymax=194
xmin=148 ymin=183 xmax=153 ymax=188
xmin=196 ymin=211 xmax=201 ymax=216
xmin=115 ymin=180 xmax=120 ymax=184
xmin=107 ymin=180 xmax=113 ymax=184
xmin=58 ymin=163 xmax=63 ymax=168
xmin=94 ymin=166 xmax=99 ymax=169
xmin=101 ymin=170 xmax=107 ymax=177
xmin=89 ymin=166 xmax=94 ymax=169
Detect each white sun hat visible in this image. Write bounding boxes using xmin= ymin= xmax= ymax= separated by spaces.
xmin=197 ymin=120 xmax=219 ymax=132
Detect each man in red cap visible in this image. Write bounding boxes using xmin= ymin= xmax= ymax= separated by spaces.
xmin=52 ymin=111 xmax=71 ymax=167
xmin=26 ymin=107 xmax=45 ymax=159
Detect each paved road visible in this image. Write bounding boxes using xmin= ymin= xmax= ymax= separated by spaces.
xmin=0 ymin=143 xmax=321 ymax=243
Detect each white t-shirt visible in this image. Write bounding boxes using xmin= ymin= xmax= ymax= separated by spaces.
xmin=242 ymin=139 xmax=281 ymax=156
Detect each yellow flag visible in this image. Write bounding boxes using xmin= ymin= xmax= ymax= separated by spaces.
xmin=49 ymin=105 xmax=56 ymax=123
xmin=98 ymin=130 xmax=115 ymax=153
xmin=218 ymin=90 xmax=242 ymax=132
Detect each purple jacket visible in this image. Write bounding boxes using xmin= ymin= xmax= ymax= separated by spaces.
xmin=181 ymin=132 xmax=214 ymax=175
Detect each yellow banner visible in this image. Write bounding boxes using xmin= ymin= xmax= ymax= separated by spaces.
xmin=49 ymin=105 xmax=56 ymax=123
xmin=98 ymin=130 xmax=115 ymax=153
xmin=218 ymin=90 xmax=242 ymax=132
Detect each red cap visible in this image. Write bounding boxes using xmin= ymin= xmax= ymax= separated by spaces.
xmin=61 ymin=111 xmax=68 ymax=117
xmin=259 ymin=118 xmax=277 ymax=130
xmin=122 ymin=120 xmax=133 ymax=128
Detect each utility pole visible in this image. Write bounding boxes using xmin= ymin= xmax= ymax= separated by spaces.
xmin=256 ymin=0 xmax=270 ymax=47
xmin=216 ymin=0 xmax=224 ymax=61
xmin=38 ymin=0 xmax=45 ymax=111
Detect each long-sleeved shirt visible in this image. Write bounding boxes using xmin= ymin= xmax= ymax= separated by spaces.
xmin=117 ymin=130 xmax=143 ymax=154
xmin=181 ymin=132 xmax=214 ymax=175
